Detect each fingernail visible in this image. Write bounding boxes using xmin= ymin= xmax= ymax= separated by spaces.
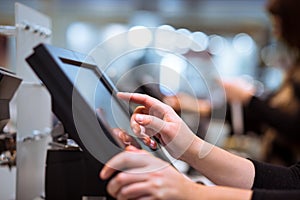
xmin=150 ymin=139 xmax=157 ymax=149
xmin=143 ymin=137 xmax=151 ymax=146
xmin=125 ymin=145 xmax=138 ymax=152
xmin=135 ymin=114 xmax=144 ymax=122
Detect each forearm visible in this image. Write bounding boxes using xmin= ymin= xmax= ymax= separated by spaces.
xmin=183 ymin=137 xmax=255 ymax=189
xmin=187 ymin=183 xmax=252 ymax=200
xmin=201 ymin=185 xmax=253 ymax=200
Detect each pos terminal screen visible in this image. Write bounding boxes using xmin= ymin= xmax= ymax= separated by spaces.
xmin=59 ymin=57 xmax=146 ymax=150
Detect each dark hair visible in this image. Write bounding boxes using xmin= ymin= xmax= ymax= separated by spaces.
xmin=266 ymin=0 xmax=300 ymax=54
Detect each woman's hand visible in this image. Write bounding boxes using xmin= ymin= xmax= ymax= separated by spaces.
xmin=100 ymin=145 xmax=253 ymax=200
xmin=100 ymin=146 xmax=200 ymax=200
xmin=117 ymin=92 xmax=198 ymax=160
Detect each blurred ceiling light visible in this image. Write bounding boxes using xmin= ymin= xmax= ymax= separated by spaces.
xmin=154 ymin=25 xmax=176 ymax=55
xmin=66 ymin=22 xmax=96 ymax=53
xmin=208 ymin=35 xmax=225 ymax=55
xmin=261 ymin=66 xmax=283 ymax=91
xmin=128 ymin=26 xmax=153 ymax=48
xmin=191 ymin=31 xmax=209 ymax=52
xmin=158 ymin=25 xmax=176 ymax=31
xmin=175 ymin=28 xmax=192 ymax=54
xmin=232 ymin=33 xmax=255 ymax=55
xmin=260 ymin=43 xmax=291 ymax=68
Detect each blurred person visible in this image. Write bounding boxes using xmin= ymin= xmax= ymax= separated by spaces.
xmin=163 ymin=0 xmax=300 ymax=166
xmin=101 ymin=92 xmax=300 ymax=200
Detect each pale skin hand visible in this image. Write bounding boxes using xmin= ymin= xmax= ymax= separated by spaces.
xmin=117 ymin=92 xmax=255 ymax=189
xmin=100 ymin=146 xmax=201 ymax=200
xmin=118 ymin=92 xmax=197 ymax=160
xmin=100 ymin=146 xmax=253 ymax=200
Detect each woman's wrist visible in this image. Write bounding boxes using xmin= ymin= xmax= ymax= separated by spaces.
xmin=180 ymin=137 xmax=211 ymax=164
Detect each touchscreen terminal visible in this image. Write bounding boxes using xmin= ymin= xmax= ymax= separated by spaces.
xmin=58 ymin=57 xmax=146 ymax=149
xmin=26 ymin=43 xmax=171 ymax=163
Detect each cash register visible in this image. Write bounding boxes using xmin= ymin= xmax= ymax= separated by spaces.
xmin=26 ymin=44 xmax=172 ymax=200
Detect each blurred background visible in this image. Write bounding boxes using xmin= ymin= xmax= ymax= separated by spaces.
xmin=0 ymin=0 xmax=284 ymax=91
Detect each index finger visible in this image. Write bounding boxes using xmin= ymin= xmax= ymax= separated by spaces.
xmin=117 ymin=92 xmax=170 ymax=117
